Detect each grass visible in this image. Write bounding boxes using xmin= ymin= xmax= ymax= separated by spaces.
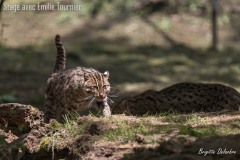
xmin=185 ymin=114 xmax=208 ymax=124
xmin=102 ymin=118 xmax=149 ymax=141
xmin=179 ymin=125 xmax=217 ymax=137
xmin=0 ymin=94 xmax=17 ymax=103
xmin=40 ymin=112 xmax=240 ymax=146
xmin=39 ymin=112 xmax=86 ymax=153
xmin=103 ymin=113 xmax=240 ymax=141
xmin=34 ymin=111 xmax=240 ymax=159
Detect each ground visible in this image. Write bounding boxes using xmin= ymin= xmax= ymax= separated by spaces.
xmin=0 ymin=104 xmax=239 ymax=159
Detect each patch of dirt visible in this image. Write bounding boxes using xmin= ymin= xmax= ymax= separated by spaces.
xmin=0 ymin=103 xmax=44 ymax=160
xmin=79 ymin=133 xmax=240 ymax=160
xmin=0 ymin=103 xmax=44 ymax=136
xmin=119 ymin=134 xmax=240 ymax=160
xmin=84 ymin=141 xmax=140 ymax=160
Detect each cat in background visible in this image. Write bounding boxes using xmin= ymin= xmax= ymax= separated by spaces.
xmin=112 ymin=82 xmax=240 ymax=115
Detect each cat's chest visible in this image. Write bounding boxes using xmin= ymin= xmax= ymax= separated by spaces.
xmin=69 ymin=96 xmax=98 ymax=112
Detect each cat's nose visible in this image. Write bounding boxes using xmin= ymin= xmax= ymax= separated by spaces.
xmin=99 ymin=93 xmax=105 ymax=98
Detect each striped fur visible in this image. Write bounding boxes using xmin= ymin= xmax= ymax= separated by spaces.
xmin=45 ymin=35 xmax=111 ymax=122
xmin=54 ymin=34 xmax=66 ymax=73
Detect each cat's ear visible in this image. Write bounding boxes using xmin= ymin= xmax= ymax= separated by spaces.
xmin=84 ymin=73 xmax=91 ymax=81
xmin=103 ymin=71 xmax=109 ymax=78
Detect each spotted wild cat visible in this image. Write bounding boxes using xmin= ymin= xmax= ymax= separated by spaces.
xmin=45 ymin=35 xmax=111 ymax=122
xmin=112 ymin=82 xmax=240 ymax=115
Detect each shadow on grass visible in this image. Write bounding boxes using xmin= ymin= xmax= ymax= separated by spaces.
xmin=118 ymin=115 xmax=240 ymax=160
xmin=119 ymin=134 xmax=240 ymax=160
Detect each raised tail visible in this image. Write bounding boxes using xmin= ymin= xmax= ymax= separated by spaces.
xmin=53 ymin=34 xmax=66 ymax=73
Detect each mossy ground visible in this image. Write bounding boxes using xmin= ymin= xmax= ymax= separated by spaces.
xmin=33 ymin=111 xmax=240 ymax=159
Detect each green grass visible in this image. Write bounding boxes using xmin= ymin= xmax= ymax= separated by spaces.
xmin=36 ymin=112 xmax=240 ymax=160
xmin=0 ymin=94 xmax=17 ymax=103
xmin=142 ymin=109 xmax=179 ymax=118
xmin=185 ymin=114 xmax=208 ymax=124
xmin=102 ymin=118 xmax=149 ymax=141
xmin=39 ymin=113 xmax=87 ymax=159
xmin=179 ymin=125 xmax=217 ymax=137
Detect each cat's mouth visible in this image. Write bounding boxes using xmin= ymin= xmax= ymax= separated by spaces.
xmin=94 ymin=93 xmax=107 ymax=101
xmin=95 ymin=96 xmax=106 ymax=101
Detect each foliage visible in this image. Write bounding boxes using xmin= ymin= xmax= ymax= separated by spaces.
xmin=0 ymin=94 xmax=16 ymax=103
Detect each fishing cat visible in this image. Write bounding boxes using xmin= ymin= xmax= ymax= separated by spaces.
xmin=112 ymin=82 xmax=240 ymax=115
xmin=45 ymin=35 xmax=111 ymax=122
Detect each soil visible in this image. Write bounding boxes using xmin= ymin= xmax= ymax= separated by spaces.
xmin=0 ymin=104 xmax=239 ymax=160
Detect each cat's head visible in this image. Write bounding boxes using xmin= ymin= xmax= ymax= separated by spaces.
xmin=83 ymin=71 xmax=110 ymax=101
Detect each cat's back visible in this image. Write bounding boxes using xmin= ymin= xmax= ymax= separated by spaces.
xmin=50 ymin=67 xmax=98 ymax=77
xmin=46 ymin=67 xmax=99 ymax=92
xmin=160 ymin=82 xmax=239 ymax=95
xmin=112 ymin=82 xmax=240 ymax=115
xmin=47 ymin=67 xmax=98 ymax=82
xmin=160 ymin=82 xmax=240 ymax=100
xmin=161 ymin=82 xmax=240 ymax=112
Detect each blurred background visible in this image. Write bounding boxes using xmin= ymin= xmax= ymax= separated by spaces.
xmin=0 ymin=0 xmax=240 ymax=110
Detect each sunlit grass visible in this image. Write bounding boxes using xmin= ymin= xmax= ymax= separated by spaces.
xmin=102 ymin=118 xmax=151 ymax=141
xmin=36 ymin=111 xmax=240 ymax=160
xmin=40 ymin=112 xmax=86 ymax=152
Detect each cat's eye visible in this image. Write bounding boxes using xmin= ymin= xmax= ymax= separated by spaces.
xmin=103 ymin=85 xmax=109 ymax=90
xmin=91 ymin=86 xmax=98 ymax=90
xmin=84 ymin=86 xmax=98 ymax=92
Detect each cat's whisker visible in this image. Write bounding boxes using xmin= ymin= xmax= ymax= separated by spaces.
xmin=108 ymin=94 xmax=119 ymax=98
xmin=109 ymin=87 xmax=119 ymax=94
xmin=88 ymin=97 xmax=95 ymax=107
xmin=108 ymin=95 xmax=118 ymax=98
xmin=107 ymin=97 xmax=114 ymax=105
xmin=83 ymin=96 xmax=94 ymax=104
xmin=84 ymin=95 xmax=94 ymax=101
xmin=110 ymin=87 xmax=119 ymax=90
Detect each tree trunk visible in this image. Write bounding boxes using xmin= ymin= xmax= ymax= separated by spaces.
xmin=0 ymin=0 xmax=5 ymax=44
xmin=210 ymin=0 xmax=218 ymax=51
xmin=0 ymin=0 xmax=5 ymax=13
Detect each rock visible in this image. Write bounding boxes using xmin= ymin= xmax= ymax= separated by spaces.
xmin=135 ymin=134 xmax=146 ymax=144
xmin=0 ymin=103 xmax=44 ymax=135
xmin=78 ymin=116 xmax=113 ymax=135
xmin=0 ymin=103 xmax=44 ymax=160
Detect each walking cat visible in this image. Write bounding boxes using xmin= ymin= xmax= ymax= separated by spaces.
xmin=45 ymin=35 xmax=111 ymax=122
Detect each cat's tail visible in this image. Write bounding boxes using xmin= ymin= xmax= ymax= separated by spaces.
xmin=53 ymin=34 xmax=66 ymax=73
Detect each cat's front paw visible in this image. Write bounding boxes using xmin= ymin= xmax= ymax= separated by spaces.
xmin=103 ymin=106 xmax=111 ymax=117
